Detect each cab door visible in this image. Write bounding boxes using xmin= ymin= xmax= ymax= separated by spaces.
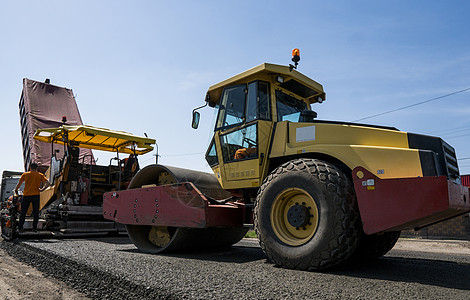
xmin=207 ymin=81 xmax=273 ymax=189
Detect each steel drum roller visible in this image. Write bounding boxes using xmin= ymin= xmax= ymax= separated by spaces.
xmin=125 ymin=164 xmax=247 ymax=253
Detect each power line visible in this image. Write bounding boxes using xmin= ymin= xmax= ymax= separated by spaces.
xmin=161 ymin=152 xmax=205 ymax=157
xmin=426 ymin=125 xmax=470 ymax=136
xmin=140 ymin=152 xmax=205 ymax=163
xmin=140 ymin=156 xmax=157 ymax=164
xmin=446 ymin=133 xmax=470 ymax=140
xmin=352 ymin=87 xmax=470 ymax=122
xmin=458 ymin=157 xmax=470 ymax=161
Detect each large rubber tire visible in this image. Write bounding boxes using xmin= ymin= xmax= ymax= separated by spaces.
xmin=254 ymin=158 xmax=360 ymax=270
xmin=1 ymin=202 xmax=19 ymax=241
xmin=352 ymin=231 xmax=401 ymax=260
xmin=1 ymin=217 xmax=15 ymax=241
xmin=126 ymin=164 xmax=247 ymax=254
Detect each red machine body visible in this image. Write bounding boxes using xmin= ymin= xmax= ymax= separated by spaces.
xmin=104 ymin=167 xmax=470 ymax=236
xmin=353 ymin=167 xmax=470 ymax=234
xmin=103 ymin=182 xmax=245 ymax=228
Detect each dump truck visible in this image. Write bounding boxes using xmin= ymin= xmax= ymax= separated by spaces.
xmin=0 ymin=78 xmax=156 ymax=240
xmin=103 ymin=52 xmax=470 ymax=270
xmin=19 ymin=78 xmax=94 ymax=174
xmin=1 ymin=171 xmax=22 ymax=202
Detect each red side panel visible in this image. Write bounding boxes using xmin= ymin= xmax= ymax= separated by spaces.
xmin=353 ymin=167 xmax=470 ymax=234
xmin=462 ymin=175 xmax=470 ymax=188
xmin=103 ymin=182 xmax=245 ymax=228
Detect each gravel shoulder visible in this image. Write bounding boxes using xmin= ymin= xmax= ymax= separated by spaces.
xmin=0 ymin=246 xmax=89 ymax=300
xmin=393 ymin=238 xmax=470 ymax=255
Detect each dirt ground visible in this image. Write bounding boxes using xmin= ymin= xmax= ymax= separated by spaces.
xmin=394 ymin=238 xmax=470 ymax=255
xmin=0 ymin=248 xmax=89 ymax=300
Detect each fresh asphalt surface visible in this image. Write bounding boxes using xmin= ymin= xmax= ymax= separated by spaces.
xmin=2 ymin=236 xmax=470 ymax=299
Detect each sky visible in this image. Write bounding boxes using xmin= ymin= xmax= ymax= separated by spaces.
xmin=1 ymin=1 xmax=469 ymax=176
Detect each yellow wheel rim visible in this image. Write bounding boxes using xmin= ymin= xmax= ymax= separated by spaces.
xmin=270 ymin=188 xmax=319 ymax=246
xmin=148 ymin=226 xmax=171 ymax=248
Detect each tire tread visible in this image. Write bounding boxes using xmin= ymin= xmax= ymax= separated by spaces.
xmin=254 ymin=158 xmax=360 ymax=270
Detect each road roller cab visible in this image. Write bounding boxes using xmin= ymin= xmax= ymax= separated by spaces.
xmin=104 ymin=52 xmax=470 ymax=270
xmin=197 ymin=63 xmax=325 ymax=191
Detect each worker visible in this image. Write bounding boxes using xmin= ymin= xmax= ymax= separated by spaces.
xmin=14 ymin=162 xmax=50 ymax=232
xmin=234 ymin=147 xmax=257 ymax=160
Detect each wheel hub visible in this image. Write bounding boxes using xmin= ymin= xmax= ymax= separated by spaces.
xmin=148 ymin=226 xmax=171 ymax=247
xmin=270 ymin=188 xmax=319 ymax=246
xmin=287 ymin=204 xmax=310 ymax=228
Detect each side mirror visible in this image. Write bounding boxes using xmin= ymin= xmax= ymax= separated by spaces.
xmin=191 ymin=111 xmax=200 ymax=129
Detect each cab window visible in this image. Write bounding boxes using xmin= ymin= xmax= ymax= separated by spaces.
xmin=205 ymin=138 xmax=219 ymax=167
xmin=246 ymin=81 xmax=271 ymax=123
xmin=220 ymin=124 xmax=258 ymax=163
xmin=216 ymin=84 xmax=246 ymax=129
xmin=276 ymin=90 xmax=307 ymax=122
xmin=215 ymin=81 xmax=270 ymax=131
xmin=257 ymin=81 xmax=271 ymax=120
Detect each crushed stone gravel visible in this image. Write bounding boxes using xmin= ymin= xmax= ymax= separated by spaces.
xmin=1 ymin=240 xmax=178 ymax=299
xmin=0 ymin=237 xmax=469 ymax=299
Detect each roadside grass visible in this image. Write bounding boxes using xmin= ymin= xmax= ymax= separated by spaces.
xmin=244 ymin=230 xmax=257 ymax=238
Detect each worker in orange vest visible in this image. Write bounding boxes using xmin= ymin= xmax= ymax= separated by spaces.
xmin=14 ymin=162 xmax=50 ymax=232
